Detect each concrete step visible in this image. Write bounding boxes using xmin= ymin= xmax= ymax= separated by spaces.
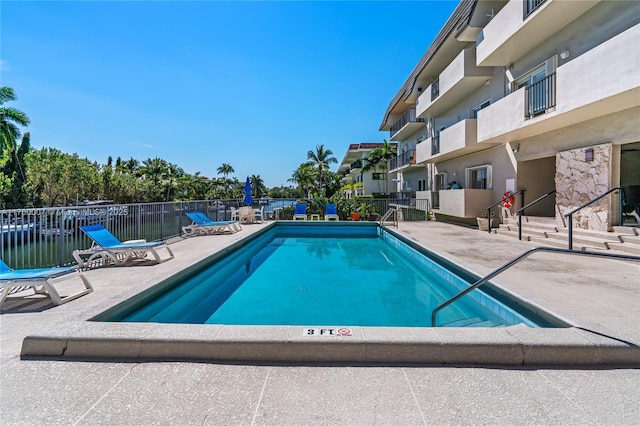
xmin=613 ymin=225 xmax=640 ymax=236
xmin=495 ymin=223 xmax=640 ymax=256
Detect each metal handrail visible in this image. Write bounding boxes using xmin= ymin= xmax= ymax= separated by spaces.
xmin=379 ymin=207 xmax=398 ymax=228
xmin=431 ymin=246 xmax=640 ymax=327
xmin=564 ymin=187 xmax=621 ymax=250
xmin=515 ymin=189 xmax=556 ymax=240
xmin=485 ymin=190 xmax=526 ymax=234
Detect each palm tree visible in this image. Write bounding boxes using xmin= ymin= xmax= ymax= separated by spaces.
xmin=306 ymin=144 xmax=337 ymax=197
xmin=250 ymin=174 xmax=267 ymax=197
xmin=0 ymin=87 xmax=30 ymax=161
xmin=362 ymin=140 xmax=397 ymax=194
xmin=139 ymin=157 xmax=169 ymax=201
xmin=164 ymin=163 xmax=184 ymax=201
xmin=377 ymin=139 xmax=396 ymax=194
xmin=217 ymin=163 xmax=234 ymax=197
xmin=288 ymin=163 xmax=315 ymax=199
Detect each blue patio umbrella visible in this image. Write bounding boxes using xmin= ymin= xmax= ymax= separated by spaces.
xmin=243 ymin=176 xmax=253 ymax=206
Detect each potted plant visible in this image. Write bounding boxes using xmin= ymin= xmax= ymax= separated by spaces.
xmin=476 ymin=211 xmax=497 ymax=231
xmin=347 ymin=200 xmax=362 ymax=221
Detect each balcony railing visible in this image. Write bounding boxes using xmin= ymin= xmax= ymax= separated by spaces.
xmin=389 ymin=149 xmax=416 ymax=171
xmin=390 ymin=108 xmax=423 ymax=138
xmin=350 ymin=159 xmax=363 ymax=170
xmin=525 ymin=73 xmax=556 ymax=118
xmin=431 ymin=135 xmax=440 ymax=156
xmin=524 ymin=0 xmax=547 ymax=19
xmin=431 ymin=79 xmax=440 ymax=102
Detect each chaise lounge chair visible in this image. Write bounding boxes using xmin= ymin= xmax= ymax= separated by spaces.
xmin=73 ymin=224 xmax=175 ymax=268
xmin=324 ymin=203 xmax=339 ymax=221
xmin=0 ymin=259 xmax=93 ymax=307
xmin=293 ymin=203 xmax=307 ymax=220
xmin=182 ymin=211 xmax=242 ymax=236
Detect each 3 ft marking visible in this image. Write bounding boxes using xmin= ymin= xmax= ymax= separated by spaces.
xmin=303 ymin=328 xmax=352 ymax=337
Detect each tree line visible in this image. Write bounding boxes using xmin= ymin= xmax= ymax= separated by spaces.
xmin=1 ymin=86 xmax=395 ymax=209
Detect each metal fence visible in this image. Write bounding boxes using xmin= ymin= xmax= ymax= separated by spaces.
xmin=1 ymin=197 xmax=431 ymax=269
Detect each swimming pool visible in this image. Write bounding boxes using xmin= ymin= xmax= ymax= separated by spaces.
xmin=94 ymin=222 xmax=551 ymax=327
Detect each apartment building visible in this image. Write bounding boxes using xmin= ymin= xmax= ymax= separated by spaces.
xmin=380 ymin=0 xmax=640 ymax=230
xmin=337 ymin=142 xmax=397 ymax=198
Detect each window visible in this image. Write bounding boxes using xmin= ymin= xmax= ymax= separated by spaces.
xmin=515 ymin=65 xmax=546 ymax=91
xmin=417 ymin=179 xmax=427 ymax=191
xmin=465 ymin=165 xmax=492 ymax=189
xmin=372 ymin=173 xmax=386 ymax=180
xmin=471 ymin=100 xmax=491 ymax=118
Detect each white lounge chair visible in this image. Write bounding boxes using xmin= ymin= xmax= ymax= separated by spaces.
xmin=0 ymin=259 xmax=93 ymax=306
xmin=182 ymin=211 xmax=242 ymax=236
xmin=73 ymin=224 xmax=174 ymax=268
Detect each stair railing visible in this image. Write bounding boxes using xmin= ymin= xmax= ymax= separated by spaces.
xmin=431 ymin=246 xmax=640 ymax=327
xmin=379 ymin=207 xmax=399 ymax=228
xmin=514 ymin=189 xmax=556 ymax=240
xmin=564 ymin=187 xmax=621 ymax=250
xmin=484 ymin=190 xmax=526 ymax=234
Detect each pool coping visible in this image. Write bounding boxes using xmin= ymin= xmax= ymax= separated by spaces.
xmin=20 ymin=321 xmax=640 ymax=365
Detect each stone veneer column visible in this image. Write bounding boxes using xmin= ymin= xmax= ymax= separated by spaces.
xmin=555 ymin=143 xmax=612 ymax=231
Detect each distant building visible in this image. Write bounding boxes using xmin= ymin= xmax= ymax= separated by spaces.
xmin=380 ymin=0 xmax=640 ymax=230
xmin=336 ymin=142 xmax=397 ymax=198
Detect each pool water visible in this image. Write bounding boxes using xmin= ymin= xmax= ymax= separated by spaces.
xmin=101 ymin=223 xmax=544 ymax=327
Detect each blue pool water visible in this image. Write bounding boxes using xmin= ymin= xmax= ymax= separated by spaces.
xmin=98 ymin=223 xmax=547 ymax=327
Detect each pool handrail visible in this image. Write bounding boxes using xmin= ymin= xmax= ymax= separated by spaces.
xmin=430 ymin=246 xmax=640 ymax=327
xmin=379 ymin=207 xmax=399 ymax=228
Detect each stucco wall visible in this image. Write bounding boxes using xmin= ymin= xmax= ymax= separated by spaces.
xmin=555 ymin=143 xmax=612 ymax=230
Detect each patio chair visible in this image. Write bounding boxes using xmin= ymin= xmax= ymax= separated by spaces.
xmin=0 ymin=259 xmax=93 ymax=307
xmin=182 ymin=211 xmax=242 ymax=236
xmin=230 ymin=206 xmax=239 ymax=222
xmin=73 ymin=224 xmax=174 ymax=268
xmin=293 ymin=203 xmax=307 ymax=220
xmin=253 ymin=206 xmax=265 ymax=223
xmin=324 ymin=203 xmax=339 ymax=221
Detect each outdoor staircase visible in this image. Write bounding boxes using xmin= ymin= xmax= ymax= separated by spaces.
xmin=493 ymin=216 xmax=640 ymax=256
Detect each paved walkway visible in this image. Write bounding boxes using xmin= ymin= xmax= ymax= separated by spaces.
xmin=1 ymin=221 xmax=639 ymax=425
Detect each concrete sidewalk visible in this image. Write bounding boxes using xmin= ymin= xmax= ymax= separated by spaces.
xmin=1 ymin=221 xmax=639 ymax=425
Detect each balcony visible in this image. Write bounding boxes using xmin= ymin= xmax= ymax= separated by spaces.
xmin=389 ymin=108 xmax=425 ymax=141
xmin=415 ymin=120 xmax=492 ymax=164
xmin=350 ymin=159 xmax=363 ymax=171
xmin=431 ymin=135 xmax=440 ymax=156
xmin=478 ymin=24 xmax=640 ymax=144
xmin=435 ymin=189 xmax=494 ymax=218
xmin=525 ymin=74 xmax=556 ymax=118
xmin=389 ymin=149 xmax=416 ymax=172
xmin=476 ymin=0 xmax=601 ymax=67
xmin=416 ymin=49 xmax=493 ymax=119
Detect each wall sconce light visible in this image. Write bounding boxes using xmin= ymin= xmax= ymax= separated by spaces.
xmin=585 ymin=148 xmax=594 ymax=162
xmin=560 ymin=50 xmax=570 ymax=59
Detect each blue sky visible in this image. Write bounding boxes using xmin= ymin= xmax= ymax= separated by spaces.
xmin=2 ymin=1 xmax=457 ymax=188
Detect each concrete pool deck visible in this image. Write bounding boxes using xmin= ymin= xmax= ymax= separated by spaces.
xmin=1 ymin=221 xmax=639 ymax=424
